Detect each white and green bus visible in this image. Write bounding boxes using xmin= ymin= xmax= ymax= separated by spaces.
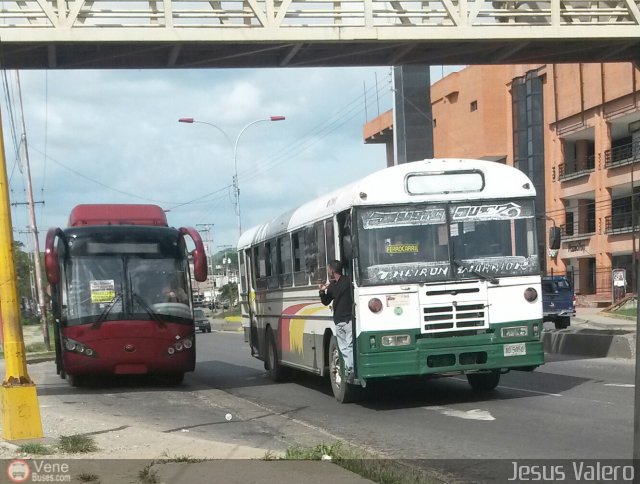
xmin=237 ymin=159 xmax=545 ymax=402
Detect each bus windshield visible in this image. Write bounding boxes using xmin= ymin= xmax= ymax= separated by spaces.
xmin=64 ymin=255 xmax=191 ymax=326
xmin=357 ymin=199 xmax=538 ymax=286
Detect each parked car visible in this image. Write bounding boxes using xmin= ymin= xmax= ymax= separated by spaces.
xmin=194 ymin=308 xmax=211 ymax=333
xmin=541 ymin=275 xmax=576 ymax=329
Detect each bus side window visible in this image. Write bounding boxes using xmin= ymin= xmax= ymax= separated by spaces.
xmin=315 ymin=221 xmax=327 ymax=282
xmin=257 ymin=244 xmax=268 ymax=290
xmin=305 ymin=226 xmax=318 ymax=284
xmin=252 ymin=246 xmax=260 ymax=287
xmin=278 ymin=235 xmax=293 ymax=287
xmin=325 ymin=219 xmax=335 ymax=272
xmin=336 ymin=210 xmax=353 ymax=277
xmin=266 ymin=240 xmax=279 ymax=289
xmin=292 ymin=230 xmax=307 ymax=286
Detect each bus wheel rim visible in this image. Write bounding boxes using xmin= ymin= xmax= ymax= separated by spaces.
xmin=331 ymin=347 xmax=342 ymax=388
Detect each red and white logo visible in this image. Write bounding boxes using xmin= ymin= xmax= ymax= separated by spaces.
xmin=7 ymin=459 xmax=30 ymax=483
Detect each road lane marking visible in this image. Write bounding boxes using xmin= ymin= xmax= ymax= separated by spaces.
xmin=423 ymin=406 xmax=495 ymax=420
xmin=496 ymin=385 xmax=562 ymax=397
xmin=451 ymin=377 xmax=562 ymax=397
xmin=604 ymin=383 xmax=635 ymax=388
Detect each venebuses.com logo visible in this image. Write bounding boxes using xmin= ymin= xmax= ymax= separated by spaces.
xmin=7 ymin=459 xmax=30 ymax=483
xmin=6 ymin=459 xmax=71 ymax=482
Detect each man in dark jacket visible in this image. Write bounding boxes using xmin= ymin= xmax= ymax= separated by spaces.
xmin=319 ymin=260 xmax=354 ymax=383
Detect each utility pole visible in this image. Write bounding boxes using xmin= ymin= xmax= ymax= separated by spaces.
xmin=17 ymin=72 xmax=50 ymax=351
xmin=632 ymin=155 xmax=640 ymax=464
xmin=196 ymin=223 xmax=215 ymax=305
xmin=217 ymin=244 xmax=233 ymax=279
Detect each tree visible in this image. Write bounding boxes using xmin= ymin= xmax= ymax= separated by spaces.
xmin=12 ymin=241 xmax=36 ymax=316
xmin=220 ymin=282 xmax=239 ymax=306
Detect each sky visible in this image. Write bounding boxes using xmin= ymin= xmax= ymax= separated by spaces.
xmin=3 ymin=66 xmax=460 ymax=255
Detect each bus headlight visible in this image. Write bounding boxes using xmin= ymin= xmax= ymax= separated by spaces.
xmin=368 ymin=298 xmax=383 ymax=313
xmin=167 ymin=336 xmax=193 ymax=355
xmin=381 ymin=334 xmax=411 ymax=347
xmin=63 ymin=337 xmax=96 ymax=357
xmin=501 ymin=326 xmax=528 ymax=338
xmin=524 ymin=287 xmax=538 ymax=302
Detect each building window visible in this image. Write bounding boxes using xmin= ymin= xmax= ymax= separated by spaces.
xmin=470 ymin=101 xmax=478 ymax=112
xmin=433 ymin=118 xmax=437 ymax=128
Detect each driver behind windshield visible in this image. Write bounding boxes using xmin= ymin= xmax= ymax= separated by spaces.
xmin=162 ymin=279 xmax=189 ymax=304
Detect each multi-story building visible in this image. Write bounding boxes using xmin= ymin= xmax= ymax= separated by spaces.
xmin=364 ymin=63 xmax=640 ymax=305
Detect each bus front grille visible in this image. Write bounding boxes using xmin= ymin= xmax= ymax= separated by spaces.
xmin=423 ymin=303 xmax=487 ymax=333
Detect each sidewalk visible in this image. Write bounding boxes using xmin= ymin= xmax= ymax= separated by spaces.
xmin=0 ymin=356 xmax=375 ymax=484
xmin=542 ymin=306 xmax=637 ymax=359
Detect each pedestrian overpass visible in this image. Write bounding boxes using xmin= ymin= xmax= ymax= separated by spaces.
xmin=2 ymin=0 xmax=639 ymax=68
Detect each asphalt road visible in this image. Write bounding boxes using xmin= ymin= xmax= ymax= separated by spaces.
xmin=196 ymin=333 xmax=634 ymax=458
xmin=35 ymin=331 xmax=635 ymax=483
xmin=197 ymin=332 xmax=635 ymax=482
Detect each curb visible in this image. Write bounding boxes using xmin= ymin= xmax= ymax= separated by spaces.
xmin=542 ymin=329 xmax=635 ymax=359
xmin=27 ymin=353 xmax=56 ymax=364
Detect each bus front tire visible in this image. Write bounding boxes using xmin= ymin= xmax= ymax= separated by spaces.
xmin=328 ymin=336 xmax=358 ymax=404
xmin=162 ymin=373 xmax=184 ymax=386
xmin=467 ymin=370 xmax=501 ymax=392
xmin=266 ymin=328 xmax=290 ymax=382
xmin=66 ymin=373 xmax=84 ymax=388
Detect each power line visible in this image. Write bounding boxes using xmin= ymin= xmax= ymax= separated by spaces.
xmin=171 ymin=77 xmax=392 ymax=211
xmin=26 ymin=144 xmax=185 ymax=205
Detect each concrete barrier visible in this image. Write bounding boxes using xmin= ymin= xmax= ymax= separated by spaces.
xmin=542 ymin=328 xmax=635 ymax=359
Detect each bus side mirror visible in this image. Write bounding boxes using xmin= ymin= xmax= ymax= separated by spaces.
xmin=45 ymin=228 xmax=65 ymax=285
xmin=180 ymin=227 xmax=208 ymax=282
xmin=549 ymin=226 xmax=561 ymax=250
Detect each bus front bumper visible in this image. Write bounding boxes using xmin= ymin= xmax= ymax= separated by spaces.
xmin=357 ymin=339 xmax=544 ymax=380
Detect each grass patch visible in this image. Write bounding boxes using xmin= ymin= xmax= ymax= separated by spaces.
xmin=138 ymin=463 xmax=157 ymax=484
xmin=157 ymin=452 xmax=204 ymax=464
xmin=284 ymin=442 xmax=435 ymax=484
xmin=138 ymin=454 xmax=204 ymax=484
xmin=57 ymin=434 xmax=98 ymax=454
xmin=26 ymin=342 xmax=48 ymax=353
xmin=77 ymin=472 xmax=100 ymax=482
xmin=17 ymin=443 xmax=52 ymax=455
xmin=611 ymin=308 xmax=637 ymax=318
xmin=262 ymin=450 xmax=279 ymax=461
xmin=224 ymin=315 xmax=241 ymax=323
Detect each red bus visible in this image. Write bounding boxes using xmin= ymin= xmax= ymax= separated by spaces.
xmin=44 ymin=204 xmax=207 ymax=386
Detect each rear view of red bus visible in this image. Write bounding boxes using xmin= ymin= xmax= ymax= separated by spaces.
xmin=45 ymin=204 xmax=207 ymax=386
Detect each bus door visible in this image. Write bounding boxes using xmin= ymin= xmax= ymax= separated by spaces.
xmin=336 ymin=210 xmax=358 ymax=377
xmin=244 ymin=248 xmax=259 ymax=356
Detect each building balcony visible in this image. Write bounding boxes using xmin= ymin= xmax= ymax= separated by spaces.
xmin=604 ymin=140 xmax=640 ymax=169
xmin=560 ymin=223 xmax=595 ymax=242
xmin=558 ymin=155 xmax=595 ymax=181
xmin=605 ymin=211 xmax=640 ymax=234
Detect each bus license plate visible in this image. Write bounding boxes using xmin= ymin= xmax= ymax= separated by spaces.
xmin=504 ymin=343 xmax=526 ymax=357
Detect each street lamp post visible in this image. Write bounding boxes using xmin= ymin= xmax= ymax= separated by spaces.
xmin=179 ymin=115 xmax=285 ymax=236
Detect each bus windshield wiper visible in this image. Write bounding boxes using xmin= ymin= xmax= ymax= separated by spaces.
xmin=132 ymin=292 xmax=166 ymax=328
xmin=92 ymin=292 xmax=123 ymax=329
xmin=453 ymin=260 xmax=500 ymax=285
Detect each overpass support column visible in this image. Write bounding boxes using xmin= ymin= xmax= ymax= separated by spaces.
xmin=392 ymin=66 xmax=433 ymax=164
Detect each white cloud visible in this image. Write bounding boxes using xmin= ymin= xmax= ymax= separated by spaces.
xmin=4 ymin=65 xmax=429 ymax=250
